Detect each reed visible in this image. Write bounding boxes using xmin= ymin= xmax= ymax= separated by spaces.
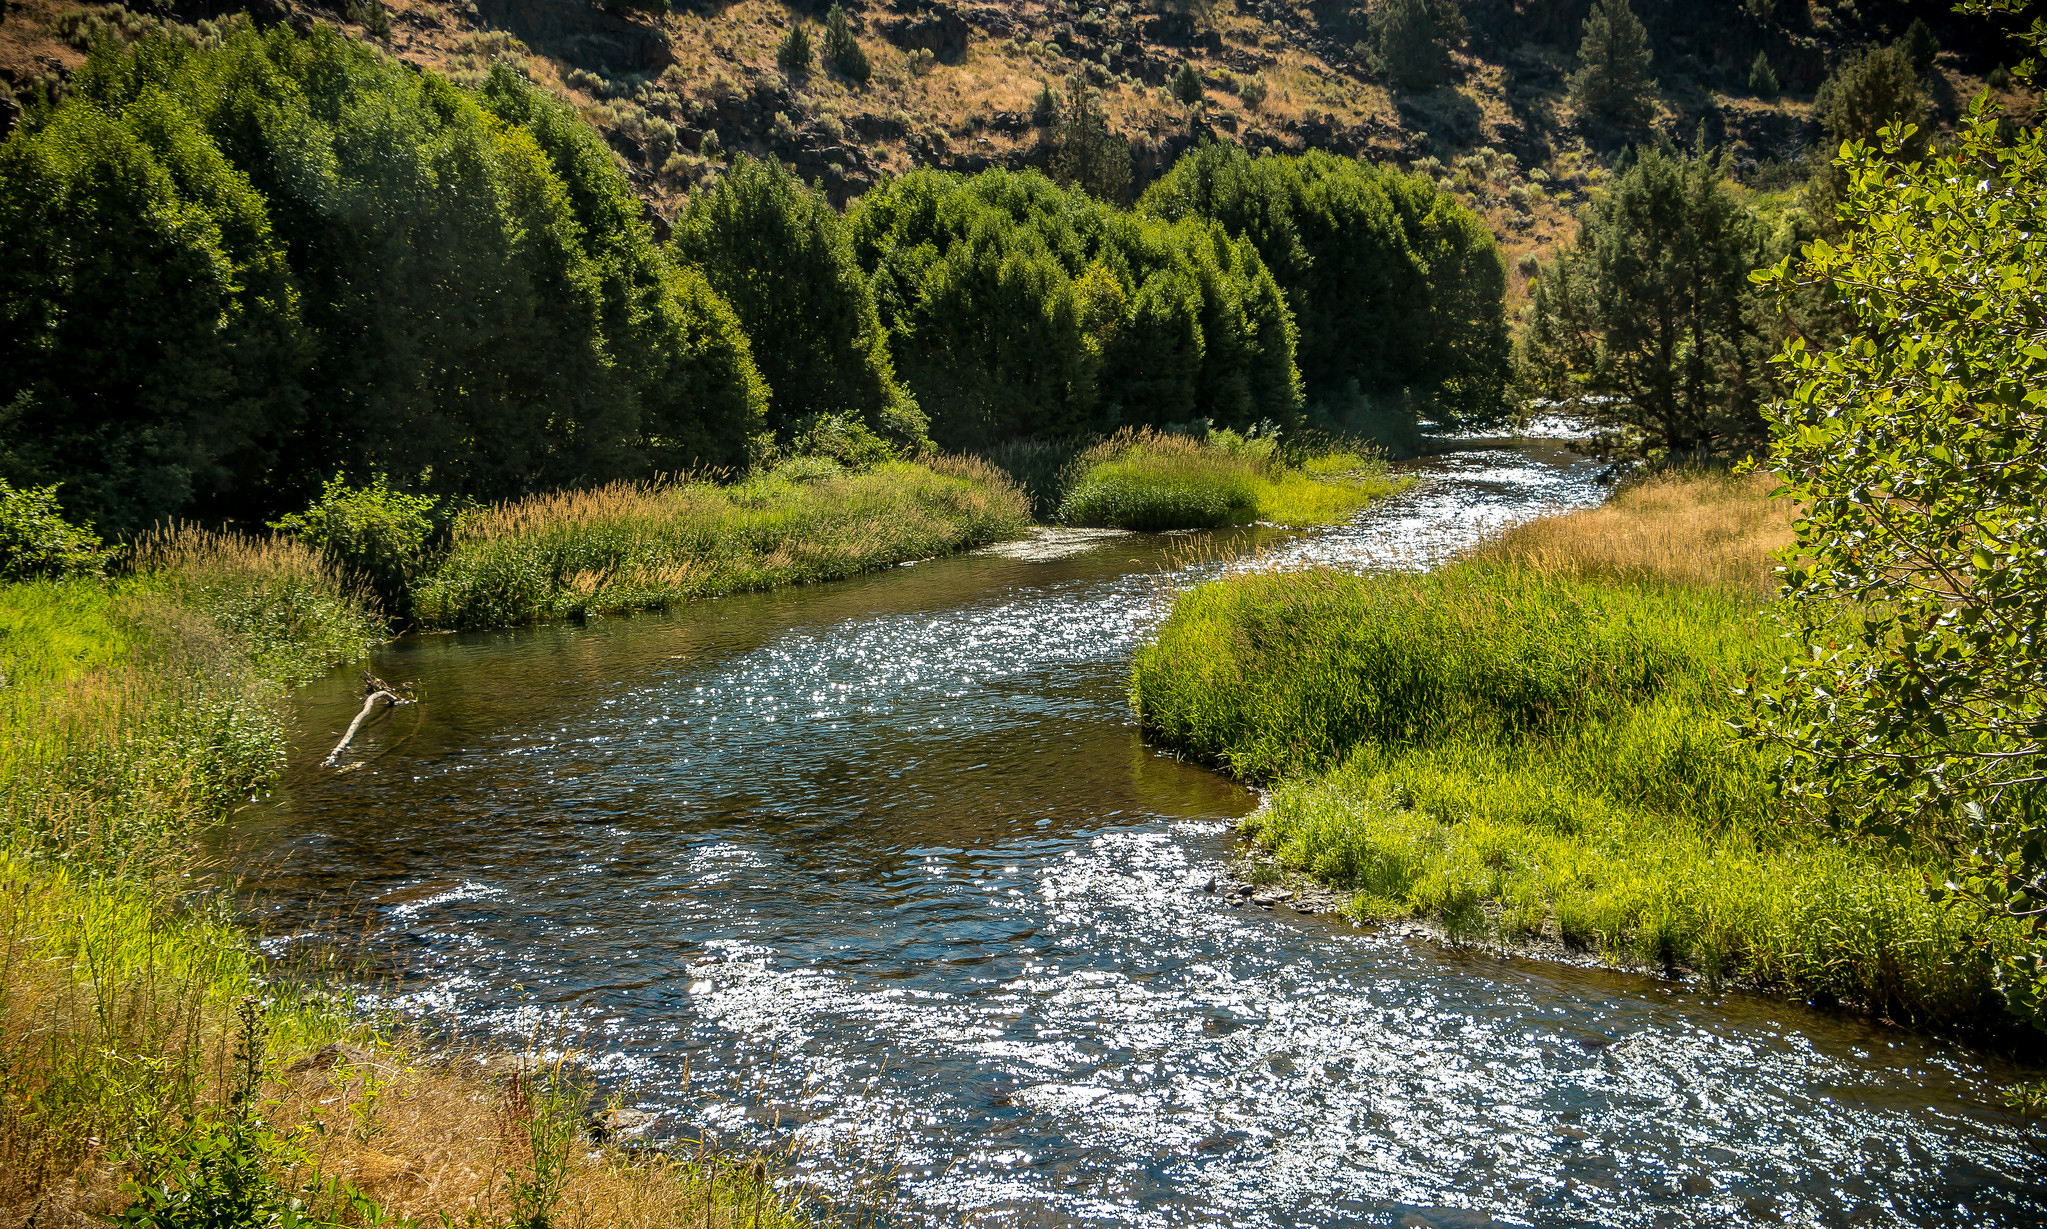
xmin=1056 ymin=429 xmax=1405 ymax=531
xmin=414 ymin=457 xmax=1032 ymax=630
xmin=1472 ymin=468 xmax=1794 ymax=593
xmin=1129 ymin=474 xmax=2035 ymax=1033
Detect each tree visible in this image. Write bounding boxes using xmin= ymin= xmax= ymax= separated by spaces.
xmin=1171 ymin=62 xmax=1204 ymax=106
xmin=1568 ymin=0 xmax=1656 ymax=128
xmin=1807 ymin=44 xmax=1928 ymax=228
xmin=1749 ymin=51 xmax=1779 ymax=99
xmin=823 ymin=4 xmax=870 ymax=84
xmin=777 ymin=22 xmax=813 ymax=76
xmin=1517 ymin=139 xmax=1771 ymax=460
xmin=1139 ymin=143 xmax=1510 ymax=426
xmin=1747 ymin=97 xmax=2047 ymax=1027
xmin=674 ymin=156 xmax=920 ymax=447
xmin=1901 ymin=16 xmax=1939 ymax=76
xmin=1367 ymin=0 xmax=1465 ymax=91
xmin=1814 ymin=44 xmax=1926 ymax=148
xmin=1048 ymin=75 xmax=1131 ymax=204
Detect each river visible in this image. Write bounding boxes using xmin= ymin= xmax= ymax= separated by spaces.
xmin=221 ymin=430 xmax=2046 ymax=1227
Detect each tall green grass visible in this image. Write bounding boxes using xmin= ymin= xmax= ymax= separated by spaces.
xmin=1131 ymin=564 xmax=2034 ymax=1032
xmin=1056 ymin=429 xmax=1405 ymax=530
xmin=414 ymin=456 xmax=1032 ymax=630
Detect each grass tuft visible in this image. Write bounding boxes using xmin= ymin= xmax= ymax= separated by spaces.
xmin=1056 ymin=428 xmax=1406 ymax=531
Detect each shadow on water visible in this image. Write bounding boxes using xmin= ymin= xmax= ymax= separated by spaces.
xmin=219 ymin=434 xmax=2047 ymax=1228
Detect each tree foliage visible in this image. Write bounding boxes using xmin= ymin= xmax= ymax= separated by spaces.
xmin=1749 ymin=50 xmax=1779 ymax=100
xmin=1140 ymin=142 xmax=1509 ymax=426
xmin=0 ymin=27 xmax=766 ymax=532
xmin=777 ymin=21 xmax=813 ymax=76
xmin=1171 ymin=62 xmax=1204 ymax=106
xmin=676 ymin=156 xmax=925 ymax=450
xmin=1569 ymin=0 xmax=1656 ymax=128
xmin=1518 ymin=140 xmax=1776 ymax=460
xmin=822 ymin=4 xmax=870 ymax=83
xmin=1366 ymin=0 xmax=1465 ymax=91
xmin=1749 ymin=100 xmax=2047 ymax=1026
xmin=849 ymin=167 xmax=1301 ymax=449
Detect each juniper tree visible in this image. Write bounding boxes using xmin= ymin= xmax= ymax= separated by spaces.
xmin=1048 ymin=76 xmax=1132 ymax=203
xmin=1517 ymin=140 xmax=1772 ymax=459
xmin=1568 ymin=0 xmax=1656 ymax=127
xmin=1367 ymin=0 xmax=1465 ymax=90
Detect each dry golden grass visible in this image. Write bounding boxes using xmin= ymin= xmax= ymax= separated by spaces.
xmin=1472 ymin=470 xmax=1795 ymax=594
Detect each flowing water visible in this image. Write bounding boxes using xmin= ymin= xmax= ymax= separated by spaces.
xmin=223 ymin=433 xmax=2047 ymax=1228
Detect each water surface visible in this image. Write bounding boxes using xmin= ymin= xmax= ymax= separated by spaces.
xmin=225 ymin=435 xmax=2046 ymax=1227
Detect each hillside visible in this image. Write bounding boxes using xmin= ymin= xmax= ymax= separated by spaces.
xmin=0 ymin=0 xmax=2031 ymax=292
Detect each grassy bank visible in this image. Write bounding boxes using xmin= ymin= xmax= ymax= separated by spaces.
xmin=1130 ymin=473 xmax=2038 ymax=1035
xmin=414 ymin=455 xmax=1031 ymax=629
xmin=1055 ymin=429 xmax=1407 ymax=531
xmin=0 ymin=532 xmax=821 ymax=1227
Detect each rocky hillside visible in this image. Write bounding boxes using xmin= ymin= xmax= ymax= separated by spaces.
xmin=0 ymin=0 xmax=2029 ymax=281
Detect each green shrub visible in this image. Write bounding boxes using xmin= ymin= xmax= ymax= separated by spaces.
xmin=823 ymin=4 xmax=870 ymax=82
xmin=0 ymin=480 xmax=116 ymax=581
xmin=267 ymin=475 xmax=442 ymax=623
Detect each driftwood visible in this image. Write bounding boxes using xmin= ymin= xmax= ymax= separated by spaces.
xmin=322 ymin=674 xmax=415 ymax=768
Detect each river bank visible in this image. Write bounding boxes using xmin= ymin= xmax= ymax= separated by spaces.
xmin=0 ymin=530 xmax=821 ymax=1228
xmin=1131 ymin=472 xmax=2044 ymax=1046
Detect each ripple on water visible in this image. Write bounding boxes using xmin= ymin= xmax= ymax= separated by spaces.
xmin=225 ymin=435 xmax=2044 ymax=1227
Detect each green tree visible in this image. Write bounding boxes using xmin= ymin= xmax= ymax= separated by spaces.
xmin=1814 ymin=44 xmax=1926 ymax=148
xmin=1748 ymin=97 xmax=2047 ymax=1027
xmin=0 ymin=86 xmax=307 ymax=534
xmin=1517 ymin=139 xmax=1771 ymax=459
xmin=1366 ymin=0 xmax=1465 ymax=91
xmin=1048 ymin=75 xmax=1132 ymax=203
xmin=1900 ymin=16 xmax=1939 ymax=76
xmin=777 ymin=22 xmax=813 ymax=76
xmin=1568 ymin=0 xmax=1657 ymax=128
xmin=1171 ymin=62 xmax=1204 ymax=105
xmin=675 ymin=156 xmax=921 ymax=447
xmin=0 ymin=28 xmax=767 ymax=526
xmin=1749 ymin=50 xmax=1779 ymax=99
xmin=823 ymin=4 xmax=870 ymax=84
xmin=1140 ymin=143 xmax=1509 ymax=425
xmin=1807 ymin=43 xmax=1928 ymax=229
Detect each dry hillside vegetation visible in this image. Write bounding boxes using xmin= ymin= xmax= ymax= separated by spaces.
xmin=1 ymin=0 xmax=2030 ymax=282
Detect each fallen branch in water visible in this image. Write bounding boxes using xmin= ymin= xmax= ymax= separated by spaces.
xmin=323 ymin=674 xmax=414 ymax=768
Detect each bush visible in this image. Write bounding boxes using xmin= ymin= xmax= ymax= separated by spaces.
xmin=0 ymin=480 xmax=116 ymax=581
xmin=1171 ymin=62 xmax=1203 ymax=105
xmin=268 ymin=475 xmax=442 ymax=623
xmin=1140 ymin=144 xmax=1509 ymax=426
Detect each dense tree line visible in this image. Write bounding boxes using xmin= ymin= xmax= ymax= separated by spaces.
xmin=1138 ymin=143 xmax=1511 ymax=427
xmin=0 ymin=23 xmax=1514 ymax=532
xmin=850 ymin=166 xmax=1300 ymax=448
xmin=0 ymin=27 xmax=766 ymax=535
